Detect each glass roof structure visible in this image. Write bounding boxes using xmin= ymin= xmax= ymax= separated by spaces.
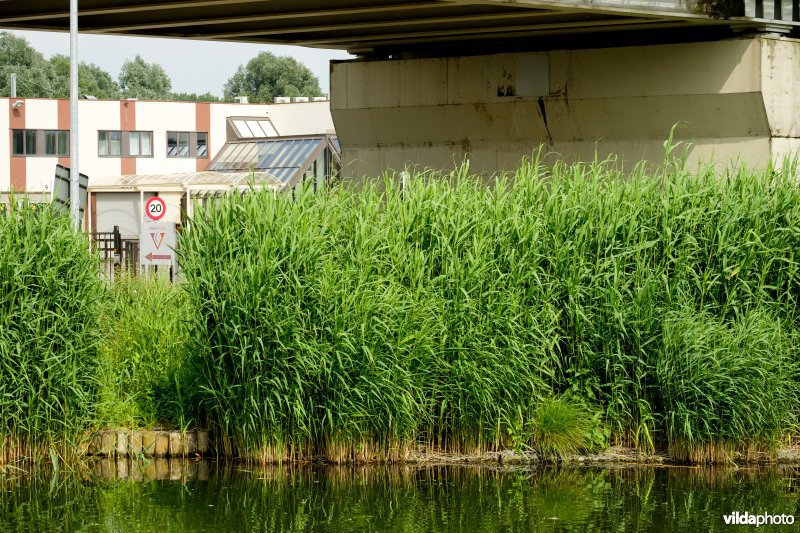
xmin=228 ymin=117 xmax=280 ymax=139
xmin=88 ymin=171 xmax=284 ymax=192
xmin=208 ymin=135 xmax=340 ymax=189
xmin=87 ymin=135 xmax=341 ymax=194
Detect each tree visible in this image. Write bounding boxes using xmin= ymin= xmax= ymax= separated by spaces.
xmin=118 ymin=55 xmax=172 ymax=99
xmin=0 ymin=32 xmax=60 ymax=98
xmin=49 ymin=54 xmax=121 ymax=99
xmin=223 ymin=52 xmax=323 ymax=103
xmin=2 ymin=34 xmax=222 ymax=102
xmin=170 ymin=91 xmax=221 ymax=102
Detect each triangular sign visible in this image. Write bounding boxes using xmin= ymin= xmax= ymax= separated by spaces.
xmin=151 ymin=232 xmax=166 ymax=250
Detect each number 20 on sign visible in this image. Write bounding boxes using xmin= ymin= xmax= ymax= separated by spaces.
xmin=145 ymin=197 xmax=166 ymax=221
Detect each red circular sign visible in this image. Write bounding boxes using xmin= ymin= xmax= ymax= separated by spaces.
xmin=145 ymin=197 xmax=166 ymax=221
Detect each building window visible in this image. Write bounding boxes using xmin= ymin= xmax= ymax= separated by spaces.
xmin=196 ymin=132 xmax=208 ymax=158
xmin=45 ymin=130 xmax=69 ymax=156
xmin=12 ymin=129 xmax=39 ymax=156
xmin=99 ymin=131 xmax=152 ymax=157
xmin=168 ymin=131 xmax=207 ymax=158
xmin=128 ymin=131 xmax=153 ymax=157
xmin=167 ymin=132 xmax=189 ymax=157
xmin=99 ymin=131 xmax=122 ymax=157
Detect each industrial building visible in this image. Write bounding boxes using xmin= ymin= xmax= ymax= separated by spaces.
xmin=1 ymin=97 xmax=338 ymax=236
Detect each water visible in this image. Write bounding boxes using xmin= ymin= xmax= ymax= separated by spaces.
xmin=1 ymin=460 xmax=799 ymax=532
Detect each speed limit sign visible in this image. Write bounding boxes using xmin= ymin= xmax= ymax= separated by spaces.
xmin=145 ymin=197 xmax=166 ymax=221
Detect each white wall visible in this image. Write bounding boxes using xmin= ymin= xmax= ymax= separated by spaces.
xmin=264 ymin=101 xmax=335 ymax=136
xmin=0 ymin=102 xmax=9 ymax=192
xmin=23 ymin=99 xmax=58 ymax=129
xmin=94 ymin=192 xmax=151 ymax=237
xmin=135 ymin=101 xmax=198 ymax=174
xmin=79 ymin=100 xmax=122 ymax=180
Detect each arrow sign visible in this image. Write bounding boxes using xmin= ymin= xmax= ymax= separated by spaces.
xmin=140 ymin=222 xmax=176 ymax=267
xmin=145 ymin=252 xmax=172 ymax=261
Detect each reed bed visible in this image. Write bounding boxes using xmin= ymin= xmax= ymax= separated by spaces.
xmin=179 ymin=153 xmax=800 ymax=464
xmin=0 ymin=202 xmax=102 ymax=464
xmin=95 ymin=275 xmax=196 ymax=429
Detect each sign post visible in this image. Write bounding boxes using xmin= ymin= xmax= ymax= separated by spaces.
xmin=69 ymin=0 xmax=80 ymax=232
xmin=140 ymin=197 xmax=176 ymax=268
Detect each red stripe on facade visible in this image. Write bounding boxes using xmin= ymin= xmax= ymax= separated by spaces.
xmin=9 ymin=99 xmax=26 ymax=192
xmin=57 ymin=99 xmax=71 ymax=167
xmin=120 ymin=100 xmax=136 ymax=175
xmin=196 ymin=102 xmax=211 ymax=171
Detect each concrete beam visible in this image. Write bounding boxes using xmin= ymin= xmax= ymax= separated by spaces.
xmin=80 ymin=2 xmax=470 ymax=33
xmin=199 ymin=10 xmax=581 ymax=40
xmin=301 ymin=16 xmax=679 ymax=47
xmin=0 ymin=0 xmax=267 ymax=23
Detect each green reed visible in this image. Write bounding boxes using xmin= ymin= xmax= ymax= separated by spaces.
xmin=95 ymin=274 xmax=197 ymax=429
xmin=0 ymin=202 xmax=102 ymax=464
xmin=180 ymin=152 xmax=800 ymax=463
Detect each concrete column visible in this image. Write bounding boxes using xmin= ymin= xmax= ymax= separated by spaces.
xmin=331 ymin=36 xmax=800 ymax=180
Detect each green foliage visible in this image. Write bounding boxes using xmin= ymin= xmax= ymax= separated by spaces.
xmin=658 ymin=308 xmax=798 ymax=463
xmin=95 ymin=275 xmax=196 ymax=429
xmin=49 ymin=54 xmax=121 ymax=99
xmin=118 ymin=55 xmax=172 ymax=100
xmin=0 ymin=202 xmax=102 ymax=462
xmin=2 ymin=33 xmax=321 ymax=103
xmin=170 ymin=91 xmax=221 ymax=102
xmin=0 ymin=32 xmax=60 ymax=98
xmin=223 ymin=51 xmax=323 ymax=103
xmin=180 ymin=152 xmax=800 ymax=463
xmin=529 ymin=397 xmax=595 ymax=459
xmin=1 ymin=33 xmax=121 ymax=99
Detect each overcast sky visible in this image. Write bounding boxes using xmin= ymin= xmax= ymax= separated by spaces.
xmin=10 ymin=30 xmax=352 ymax=97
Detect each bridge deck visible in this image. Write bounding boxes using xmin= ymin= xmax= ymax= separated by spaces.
xmin=0 ymin=1 xmax=797 ymax=54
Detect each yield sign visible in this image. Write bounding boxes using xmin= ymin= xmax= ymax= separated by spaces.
xmin=151 ymin=232 xmax=166 ymax=250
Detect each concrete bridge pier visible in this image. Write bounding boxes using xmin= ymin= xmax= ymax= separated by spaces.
xmin=331 ymin=35 xmax=800 ymax=179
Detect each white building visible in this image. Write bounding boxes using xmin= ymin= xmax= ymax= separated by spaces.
xmin=1 ymin=97 xmax=336 ymax=235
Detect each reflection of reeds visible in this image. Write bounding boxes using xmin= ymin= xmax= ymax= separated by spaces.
xmin=2 ymin=463 xmax=799 ymax=531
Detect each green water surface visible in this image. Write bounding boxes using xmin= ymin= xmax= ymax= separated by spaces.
xmin=2 ymin=462 xmax=799 ymax=532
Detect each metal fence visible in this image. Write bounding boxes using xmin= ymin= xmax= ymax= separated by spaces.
xmin=90 ymin=226 xmax=140 ymax=279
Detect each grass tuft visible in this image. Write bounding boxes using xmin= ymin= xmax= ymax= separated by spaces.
xmin=529 ymin=397 xmax=594 ymax=459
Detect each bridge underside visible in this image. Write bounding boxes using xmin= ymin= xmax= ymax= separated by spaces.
xmin=2 ymin=1 xmax=800 ymax=176
xmin=0 ymin=1 xmax=798 ymax=55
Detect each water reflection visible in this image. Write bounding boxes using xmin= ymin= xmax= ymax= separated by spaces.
xmin=2 ymin=461 xmax=799 ymax=532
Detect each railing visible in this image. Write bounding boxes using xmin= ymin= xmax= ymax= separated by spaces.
xmin=90 ymin=226 xmax=140 ymax=279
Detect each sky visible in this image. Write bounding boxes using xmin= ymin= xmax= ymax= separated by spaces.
xmin=10 ymin=30 xmax=352 ymax=97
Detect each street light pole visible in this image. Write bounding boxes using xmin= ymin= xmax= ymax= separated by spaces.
xmin=69 ymin=0 xmax=80 ymax=231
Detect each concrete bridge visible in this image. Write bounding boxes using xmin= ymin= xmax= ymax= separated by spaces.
xmin=3 ymin=0 xmax=800 ymax=175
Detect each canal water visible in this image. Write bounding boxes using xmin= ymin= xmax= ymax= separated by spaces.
xmin=1 ymin=461 xmax=799 ymax=531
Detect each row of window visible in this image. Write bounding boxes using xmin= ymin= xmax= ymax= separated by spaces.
xmin=12 ymin=130 xmax=70 ymax=157
xmin=12 ymin=129 xmax=208 ymax=159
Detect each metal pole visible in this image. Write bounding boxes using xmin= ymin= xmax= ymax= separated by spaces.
xmin=69 ymin=0 xmax=80 ymax=231
xmin=10 ymin=73 xmax=16 ymax=98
